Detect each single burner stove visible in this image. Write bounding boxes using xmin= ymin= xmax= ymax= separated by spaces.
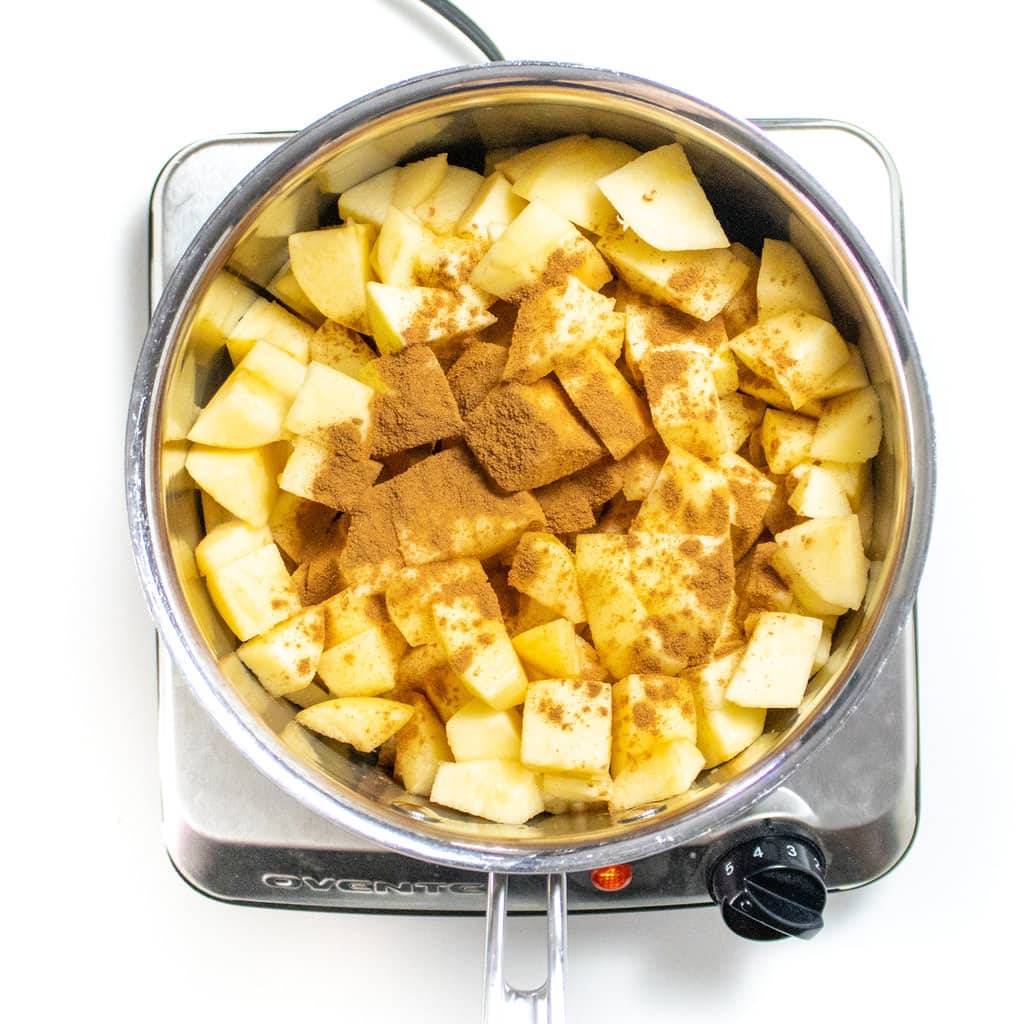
xmin=151 ymin=120 xmax=918 ymax=917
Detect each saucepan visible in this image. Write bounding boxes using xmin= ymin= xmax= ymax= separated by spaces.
xmin=126 ymin=62 xmax=934 ymax=1022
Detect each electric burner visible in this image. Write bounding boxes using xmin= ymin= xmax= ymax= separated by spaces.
xmin=151 ymin=120 xmax=918 ymax=918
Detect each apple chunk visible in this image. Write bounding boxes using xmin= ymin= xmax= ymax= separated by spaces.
xmin=288 ymin=224 xmax=375 ymax=332
xmin=430 ymin=760 xmax=544 ymax=825
xmin=772 ymin=515 xmax=868 ymax=615
xmin=185 ymin=443 xmax=288 ymax=527
xmin=506 ymin=532 xmax=587 ymax=624
xmin=608 ymin=737 xmax=705 ymax=812
xmin=520 ymin=679 xmax=612 ymax=776
xmin=597 ymin=143 xmax=729 ymax=251
xmin=730 ymin=311 xmax=850 ymax=410
xmin=296 ymin=697 xmax=413 ymax=753
xmin=756 ymin=239 xmax=832 ymax=322
xmin=432 ymin=587 xmax=528 ymax=711
xmin=725 ymin=612 xmax=823 ymax=708
xmin=237 ymin=605 xmax=324 ymax=697
xmin=599 ymin=231 xmax=749 ymax=321
xmin=469 ymin=200 xmax=611 ymax=300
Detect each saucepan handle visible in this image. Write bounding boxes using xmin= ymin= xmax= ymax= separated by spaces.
xmin=483 ymin=872 xmax=567 ymax=1024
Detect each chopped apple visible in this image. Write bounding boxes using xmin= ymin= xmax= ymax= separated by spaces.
xmin=720 ymin=243 xmax=760 ymax=338
xmin=734 ymin=542 xmax=795 ymax=622
xmin=714 ymin=451 xmax=777 ymax=544
xmin=205 ymin=543 xmax=300 ymax=641
xmin=185 ymin=443 xmax=288 ymax=526
xmin=187 ymin=370 xmax=292 ymax=448
xmin=625 ymin=532 xmax=735 ymax=670
xmin=392 ymin=153 xmax=449 ymax=209
xmin=296 ymin=696 xmax=414 ymax=753
xmin=818 ymin=343 xmax=869 ymax=399
xmin=506 ymin=532 xmax=587 ymax=624
xmin=511 ymin=618 xmax=581 ymax=678
xmin=640 ymin=344 xmax=728 ymax=457
xmin=718 ymin=391 xmax=766 ymax=452
xmin=371 ymin=205 xmax=435 ymax=287
xmin=289 ymin=224 xmax=376 ymax=332
xmin=469 ymin=200 xmax=611 ymax=300
xmin=309 ymin=320 xmax=377 ymax=378
xmin=414 ymin=164 xmax=484 ymax=233
xmin=456 ymin=172 xmax=528 ymax=240
xmin=619 ymin=434 xmax=668 ymax=501
xmin=195 ymin=520 xmax=273 ymax=577
xmin=599 ymin=231 xmax=749 ymax=321
xmin=622 ymin=288 xmax=734 ymax=392
xmin=512 ymin=136 xmax=639 ymax=234
xmin=365 ymin=282 xmax=495 ymax=355
xmin=278 ymin=438 xmax=382 ymax=511
xmin=540 ymin=772 xmax=612 ymax=803
xmin=397 ymin=644 xmax=475 ymax=722
xmin=608 ymin=737 xmax=705 ymax=812
xmin=284 ymin=361 xmax=375 ymax=452
xmin=320 ymin=585 xmax=388 ymax=647
xmin=494 ymin=136 xmax=589 ymax=182
xmin=267 ymin=493 xmax=336 ymax=566
xmin=225 ymin=297 xmax=315 ymax=365
xmin=632 ymin=449 xmax=731 ymax=537
xmin=787 ymin=465 xmax=853 ymax=517
xmin=385 ymin=558 xmax=488 ymax=646
xmin=337 ymin=166 xmax=400 ymax=227
xmin=429 ymin=759 xmax=544 ymax=825
xmin=445 ymin=700 xmax=522 ymax=761
xmin=772 ymin=515 xmax=869 ymax=615
xmin=756 ymin=239 xmax=832 ymax=322
xmin=725 ymin=612 xmax=823 ymax=708
xmin=810 ymin=386 xmax=883 ymax=463
xmin=730 ymin=311 xmax=850 ymax=409
xmin=597 ymin=143 xmax=729 ymax=251
xmin=611 ymin=674 xmax=697 ymax=776
xmin=237 ymin=605 xmax=324 ymax=697
xmin=503 ymin=276 xmax=622 ymax=384
xmin=360 ymin=345 xmax=463 ymax=457
xmin=385 ymin=449 xmax=545 ymax=566
xmin=520 ymin=679 xmax=612 ymax=776
xmin=684 ymin=651 xmax=766 ymax=767
xmin=317 ymin=622 xmax=408 ymax=697
xmin=432 ymin=589 xmax=528 ymax=711
xmin=266 ymin=262 xmax=324 ymax=327
xmin=393 ymin=691 xmax=452 ymax=796
xmin=554 ymin=346 xmax=651 ymax=458
xmin=464 ymin=379 xmax=605 ymax=491
xmin=189 ymin=272 xmax=258 ymax=355
xmin=761 ymin=409 xmax=818 ymax=474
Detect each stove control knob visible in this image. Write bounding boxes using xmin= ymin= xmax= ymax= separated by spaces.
xmin=708 ymin=834 xmax=827 ymax=941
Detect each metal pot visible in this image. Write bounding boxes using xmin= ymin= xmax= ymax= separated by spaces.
xmin=126 ymin=62 xmax=934 ymax=1021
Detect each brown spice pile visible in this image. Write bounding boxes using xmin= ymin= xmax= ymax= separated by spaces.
xmin=464 ymin=379 xmax=604 ymax=491
xmin=446 ymin=342 xmax=509 ymax=416
xmin=367 ymin=344 xmax=463 ymax=458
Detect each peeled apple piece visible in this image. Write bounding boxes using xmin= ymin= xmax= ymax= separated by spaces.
xmin=771 ymin=515 xmax=869 ymax=615
xmin=597 ymin=143 xmax=730 ymax=251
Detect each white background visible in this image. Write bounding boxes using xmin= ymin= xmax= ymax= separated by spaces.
xmin=4 ymin=0 xmax=1020 ymax=1020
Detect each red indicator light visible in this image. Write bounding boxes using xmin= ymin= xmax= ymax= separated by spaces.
xmin=590 ymin=864 xmax=633 ymax=892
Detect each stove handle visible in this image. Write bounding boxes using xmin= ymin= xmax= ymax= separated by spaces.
xmin=483 ymin=872 xmax=567 ymax=1024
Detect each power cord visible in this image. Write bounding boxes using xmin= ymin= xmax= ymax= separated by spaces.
xmin=413 ymin=0 xmax=505 ymax=61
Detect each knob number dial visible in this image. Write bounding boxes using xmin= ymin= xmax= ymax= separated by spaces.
xmin=709 ymin=834 xmax=827 ymax=942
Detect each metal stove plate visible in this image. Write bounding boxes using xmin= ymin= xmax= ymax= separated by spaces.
xmin=151 ymin=123 xmax=918 ymax=913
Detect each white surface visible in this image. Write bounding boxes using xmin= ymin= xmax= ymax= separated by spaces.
xmin=3 ymin=0 xmax=1019 ymax=1019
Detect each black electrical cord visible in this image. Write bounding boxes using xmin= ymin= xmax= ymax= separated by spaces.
xmin=413 ymin=0 xmax=505 ymax=62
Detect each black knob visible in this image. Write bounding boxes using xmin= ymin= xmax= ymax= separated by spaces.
xmin=708 ymin=833 xmax=826 ymax=941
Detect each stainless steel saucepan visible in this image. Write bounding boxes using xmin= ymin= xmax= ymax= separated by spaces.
xmin=126 ymin=62 xmax=935 ymax=1023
